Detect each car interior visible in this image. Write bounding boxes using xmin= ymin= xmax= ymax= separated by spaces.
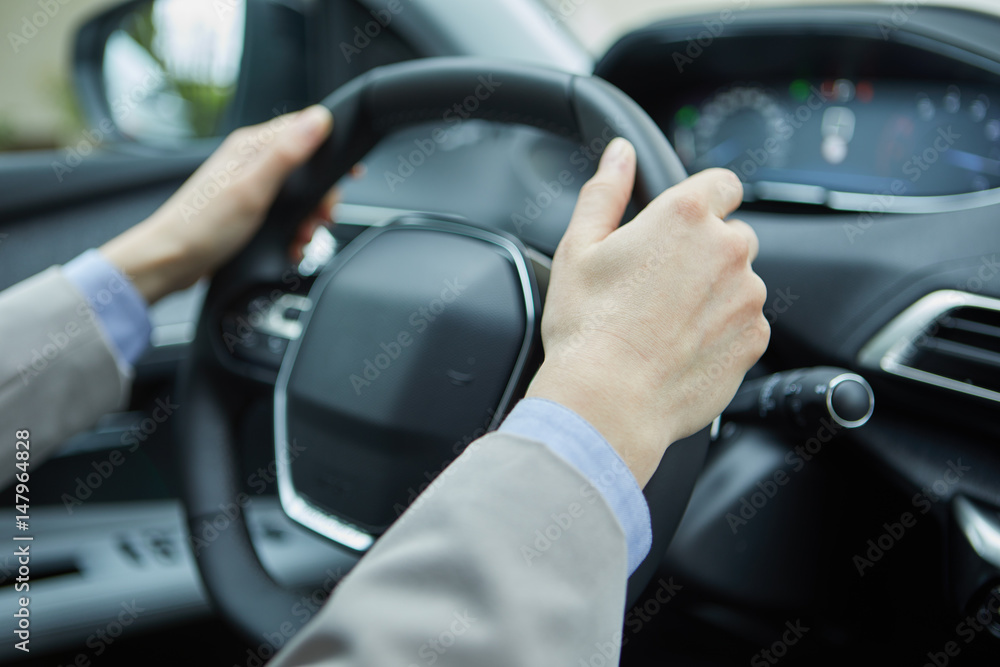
xmin=1 ymin=0 xmax=999 ymax=665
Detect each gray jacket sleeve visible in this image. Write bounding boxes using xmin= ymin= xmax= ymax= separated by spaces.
xmin=271 ymin=432 xmax=629 ymax=667
xmin=1 ymin=268 xmax=630 ymax=665
xmin=0 ymin=267 xmax=131 ymax=486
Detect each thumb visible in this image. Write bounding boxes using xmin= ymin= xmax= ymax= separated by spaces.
xmin=247 ymin=105 xmax=334 ymax=199
xmin=560 ymin=137 xmax=636 ymax=252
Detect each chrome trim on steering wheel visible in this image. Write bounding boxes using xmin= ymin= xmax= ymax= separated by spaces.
xmin=273 ymin=218 xmax=538 ymax=552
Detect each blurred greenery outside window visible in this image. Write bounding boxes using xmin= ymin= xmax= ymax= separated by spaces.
xmin=0 ymin=0 xmax=244 ymax=152
xmin=104 ymin=0 xmax=245 ymax=145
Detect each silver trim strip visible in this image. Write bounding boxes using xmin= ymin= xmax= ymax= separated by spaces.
xmin=752 ymin=181 xmax=827 ymax=206
xmin=828 ymin=187 xmax=1000 ymax=214
xmin=747 ymin=182 xmax=1000 ymax=214
xmin=857 ymin=290 xmax=1000 ymax=403
xmin=954 ymin=496 xmax=1000 ymax=570
xmin=274 ymin=220 xmax=538 ymax=551
xmin=150 ymin=322 xmax=196 ymax=348
xmin=334 ymin=203 xmax=425 ymax=227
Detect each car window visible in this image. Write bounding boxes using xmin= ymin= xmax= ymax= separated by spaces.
xmin=0 ymin=1 xmax=97 ymax=152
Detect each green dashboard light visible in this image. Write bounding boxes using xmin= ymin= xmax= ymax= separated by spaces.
xmin=790 ymin=79 xmax=810 ymax=102
xmin=675 ymin=105 xmax=699 ymax=127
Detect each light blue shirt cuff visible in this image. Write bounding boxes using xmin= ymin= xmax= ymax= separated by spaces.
xmin=499 ymin=397 xmax=652 ymax=575
xmin=62 ymin=249 xmax=152 ymax=368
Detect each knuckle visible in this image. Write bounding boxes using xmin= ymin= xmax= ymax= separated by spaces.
xmin=752 ymin=314 xmax=772 ymax=351
xmin=722 ymin=233 xmax=751 ymax=266
xmin=736 ymin=312 xmax=770 ymax=359
xmin=669 ymin=192 xmax=708 ymax=222
xmin=737 ymin=220 xmax=760 ymax=249
xmin=750 ymin=274 xmax=768 ymax=310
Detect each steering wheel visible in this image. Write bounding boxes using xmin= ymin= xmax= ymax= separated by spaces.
xmin=177 ymin=57 xmax=710 ymax=643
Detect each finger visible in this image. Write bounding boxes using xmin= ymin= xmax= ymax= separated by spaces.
xmin=290 ymin=182 xmax=340 ymax=262
xmin=658 ymin=167 xmax=743 ymax=221
xmin=245 ymin=105 xmax=334 ymax=200
xmin=725 ymin=218 xmax=760 ymax=263
xmin=560 ymin=137 xmax=636 ymax=251
xmin=316 ymin=186 xmax=340 ymax=222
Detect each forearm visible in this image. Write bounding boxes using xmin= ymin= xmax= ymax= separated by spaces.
xmin=0 ymin=268 xmax=131 ymax=486
xmin=270 ymin=433 xmax=629 ymax=667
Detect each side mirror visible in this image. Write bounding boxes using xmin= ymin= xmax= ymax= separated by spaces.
xmin=73 ymin=0 xmax=247 ymax=146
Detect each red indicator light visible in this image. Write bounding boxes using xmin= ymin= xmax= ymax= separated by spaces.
xmin=856 ymin=81 xmax=874 ymax=103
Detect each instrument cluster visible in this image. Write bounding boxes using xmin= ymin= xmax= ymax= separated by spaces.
xmin=666 ymin=79 xmax=1000 ymax=205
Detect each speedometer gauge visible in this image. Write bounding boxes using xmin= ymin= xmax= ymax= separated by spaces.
xmin=673 ymin=86 xmax=791 ymax=179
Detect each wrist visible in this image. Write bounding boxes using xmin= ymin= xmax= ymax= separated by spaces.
xmin=525 ymin=357 xmax=672 ymax=488
xmin=99 ymin=217 xmax=192 ymax=304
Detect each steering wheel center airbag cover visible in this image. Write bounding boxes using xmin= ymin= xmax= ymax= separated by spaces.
xmin=275 ymin=219 xmax=537 ymax=549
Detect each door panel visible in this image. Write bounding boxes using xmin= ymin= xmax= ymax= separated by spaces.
xmin=0 ymin=148 xmax=210 ymax=290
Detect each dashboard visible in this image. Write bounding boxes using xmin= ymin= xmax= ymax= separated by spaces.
xmin=596 ymin=7 xmax=1000 ymax=213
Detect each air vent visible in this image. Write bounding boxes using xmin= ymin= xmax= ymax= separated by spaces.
xmin=858 ymin=291 xmax=1000 ymax=403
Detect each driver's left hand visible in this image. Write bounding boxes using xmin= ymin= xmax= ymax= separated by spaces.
xmin=100 ymin=105 xmax=334 ymax=304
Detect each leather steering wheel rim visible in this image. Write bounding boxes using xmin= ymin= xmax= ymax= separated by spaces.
xmin=177 ymin=56 xmax=708 ymax=644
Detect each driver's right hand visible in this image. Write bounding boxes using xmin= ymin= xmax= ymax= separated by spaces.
xmin=527 ymin=138 xmax=770 ymax=487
